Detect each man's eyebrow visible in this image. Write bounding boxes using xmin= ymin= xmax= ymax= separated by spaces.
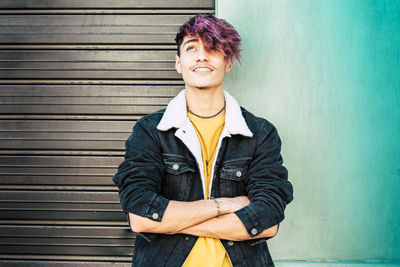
xmin=182 ymin=38 xmax=199 ymax=47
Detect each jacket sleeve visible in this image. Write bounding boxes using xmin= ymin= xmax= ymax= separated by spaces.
xmin=234 ymin=121 xmax=293 ymax=238
xmin=113 ymin=118 xmax=170 ymax=222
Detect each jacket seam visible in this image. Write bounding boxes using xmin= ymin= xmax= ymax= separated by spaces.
xmin=138 ymin=116 xmax=163 ymax=150
xmin=255 ymin=120 xmax=270 ymax=146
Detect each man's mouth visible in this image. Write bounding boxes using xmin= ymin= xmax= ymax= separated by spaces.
xmin=192 ymin=65 xmax=214 ymax=73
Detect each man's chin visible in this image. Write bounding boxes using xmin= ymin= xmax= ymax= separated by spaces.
xmin=193 ymin=85 xmax=214 ymax=90
xmin=186 ymin=83 xmax=220 ymax=91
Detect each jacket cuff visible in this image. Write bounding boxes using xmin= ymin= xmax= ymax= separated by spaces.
xmin=144 ymin=193 xmax=170 ymax=222
xmin=234 ymin=203 xmax=277 ymax=238
xmin=126 ymin=192 xmax=170 ymax=222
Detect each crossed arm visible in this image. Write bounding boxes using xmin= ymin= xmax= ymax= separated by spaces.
xmin=128 ymin=196 xmax=278 ymax=241
xmin=116 ymin=119 xmax=291 ymax=242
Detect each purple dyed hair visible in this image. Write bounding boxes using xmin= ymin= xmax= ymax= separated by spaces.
xmin=175 ymin=14 xmax=242 ymax=63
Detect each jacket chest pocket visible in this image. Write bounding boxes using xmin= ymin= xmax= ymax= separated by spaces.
xmin=218 ymin=158 xmax=250 ymax=197
xmin=162 ymin=154 xmax=196 ymax=201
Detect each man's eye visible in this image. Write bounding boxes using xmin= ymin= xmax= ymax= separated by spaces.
xmin=186 ymin=46 xmax=195 ymax=52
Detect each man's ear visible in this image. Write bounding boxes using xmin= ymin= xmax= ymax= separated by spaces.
xmin=225 ymin=58 xmax=233 ymax=73
xmin=175 ymin=55 xmax=182 ymax=74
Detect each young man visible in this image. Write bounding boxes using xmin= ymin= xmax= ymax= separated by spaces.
xmin=113 ymin=14 xmax=293 ymax=267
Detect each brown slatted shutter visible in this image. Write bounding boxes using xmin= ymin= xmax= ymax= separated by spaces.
xmin=0 ymin=1 xmax=214 ymax=266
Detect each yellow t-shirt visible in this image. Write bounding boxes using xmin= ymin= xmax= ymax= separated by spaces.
xmin=183 ymin=113 xmax=232 ymax=267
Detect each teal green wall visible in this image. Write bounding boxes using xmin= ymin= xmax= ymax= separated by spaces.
xmin=217 ymin=0 xmax=400 ymax=263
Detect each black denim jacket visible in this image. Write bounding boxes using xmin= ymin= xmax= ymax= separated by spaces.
xmin=113 ymin=90 xmax=293 ymax=267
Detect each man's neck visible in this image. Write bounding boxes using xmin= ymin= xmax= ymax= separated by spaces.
xmin=185 ymin=86 xmax=225 ymax=118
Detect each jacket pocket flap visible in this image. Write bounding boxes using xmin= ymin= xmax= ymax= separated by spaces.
xmin=220 ymin=165 xmax=248 ymax=181
xmin=163 ymin=155 xmax=195 ymax=175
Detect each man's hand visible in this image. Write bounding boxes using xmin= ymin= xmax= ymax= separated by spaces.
xmin=217 ymin=196 xmax=250 ymax=214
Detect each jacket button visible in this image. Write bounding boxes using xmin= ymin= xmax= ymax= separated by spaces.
xmin=251 ymin=228 xmax=258 ymax=235
xmin=227 ymin=241 xmax=234 ymax=246
xmin=172 ymin=164 xmax=179 ymax=171
xmin=236 ymin=170 xmax=242 ymax=177
xmin=185 ymin=237 xmax=189 ymax=241
xmin=152 ymin=213 xmax=159 ymax=220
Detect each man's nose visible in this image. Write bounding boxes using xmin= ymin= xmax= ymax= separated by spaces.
xmin=196 ymin=48 xmax=209 ymax=61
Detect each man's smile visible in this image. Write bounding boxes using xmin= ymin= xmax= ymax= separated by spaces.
xmin=191 ymin=64 xmax=214 ymax=73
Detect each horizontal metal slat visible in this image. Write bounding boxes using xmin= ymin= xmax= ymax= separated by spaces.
xmin=0 ymin=71 xmax=180 ymax=79
xmin=0 ymin=151 xmax=125 ymax=157
xmin=0 ymin=237 xmax=134 ymax=246
xmin=0 ymin=132 xmax=128 ymax=138
xmin=0 ymin=176 xmax=113 ymax=186
xmin=0 ymin=50 xmax=175 ymax=60
xmin=0 ymin=155 xmax=122 ymax=185
xmin=0 ymin=14 xmax=192 ymax=26
xmin=0 ymin=203 xmax=122 ymax=211
xmin=0 ymin=26 xmax=179 ymax=44
xmin=0 ymin=14 xmax=195 ymax=44
xmin=0 ymin=139 xmax=125 ymax=150
xmin=0 ymin=10 xmax=213 ymax=16
xmin=0 ymin=34 xmax=178 ymax=45
xmin=0 ymin=115 xmax=142 ymax=120
xmin=0 ymin=155 xmax=123 ymax=166
xmin=0 ymin=191 xmax=119 ymax=202
xmin=0 ymin=80 xmax=184 ymax=85
xmin=0 ymin=186 xmax=117 ymax=191
xmin=0 ymin=96 xmax=171 ymax=105
xmin=0 ymin=240 xmax=134 ymax=250
xmin=0 ymin=136 xmax=127 ymax=151
xmin=0 ymin=97 xmax=164 ymax=119
xmin=0 ymin=130 xmax=128 ymax=139
xmin=0 ymin=245 xmax=133 ymax=256
xmin=0 ymin=259 xmax=131 ymax=266
xmin=0 ymin=51 xmax=176 ymax=66
xmin=0 ymin=225 xmax=134 ymax=241
xmin=1 ymin=25 xmax=178 ymax=34
xmin=0 ymin=225 xmax=133 ymax=237
xmin=0 ymin=84 xmax=182 ymax=96
xmin=1 ymin=62 xmax=174 ymax=70
xmin=0 ymin=44 xmax=177 ymax=50
xmin=0 ymin=0 xmax=214 ymax=9
xmin=0 ymin=95 xmax=169 ymax=117
xmin=0 ymin=210 xmax=125 ymax=221
xmin=0 ymin=188 xmax=125 ymax=220
xmin=0 ymin=220 xmax=128 ymax=226
xmin=0 ymin=50 xmax=180 ymax=79
xmin=0 ymin=169 xmax=116 ymax=178
xmin=0 ymin=104 xmax=164 ymax=115
xmin=0 ymin=120 xmax=135 ymax=131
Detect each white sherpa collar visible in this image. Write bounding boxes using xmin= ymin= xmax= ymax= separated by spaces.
xmin=157 ymin=89 xmax=253 ymax=138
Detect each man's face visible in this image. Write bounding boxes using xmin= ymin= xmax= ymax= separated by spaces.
xmin=175 ymin=36 xmax=233 ymax=91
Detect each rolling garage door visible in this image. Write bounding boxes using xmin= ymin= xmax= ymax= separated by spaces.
xmin=0 ymin=1 xmax=214 ymax=266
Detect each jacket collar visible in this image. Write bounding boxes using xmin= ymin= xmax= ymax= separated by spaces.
xmin=157 ymin=89 xmax=253 ymax=138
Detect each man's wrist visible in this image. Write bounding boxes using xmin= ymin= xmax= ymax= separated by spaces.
xmin=213 ymin=196 xmax=250 ymax=215
xmin=213 ymin=197 xmax=234 ymax=214
xmin=212 ymin=198 xmax=220 ymax=218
